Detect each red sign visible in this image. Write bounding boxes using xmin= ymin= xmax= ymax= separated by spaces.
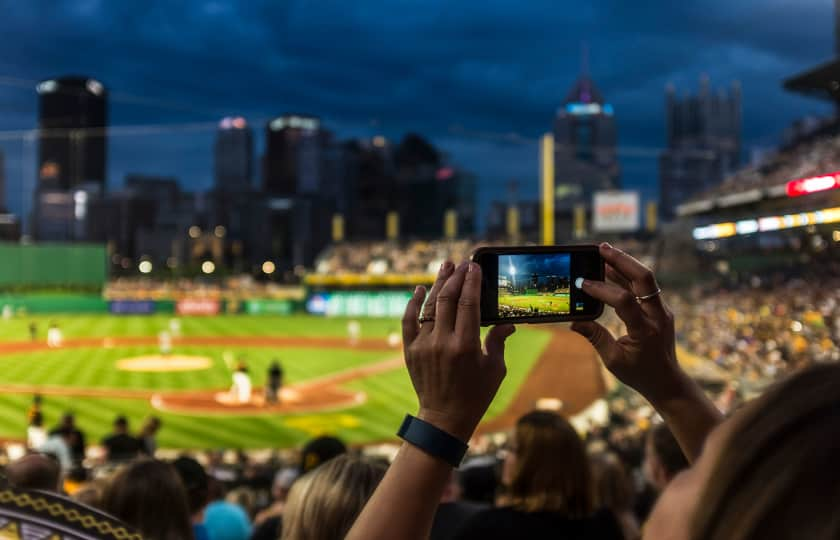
xmin=786 ymin=172 xmax=840 ymax=197
xmin=176 ymin=299 xmax=220 ymax=316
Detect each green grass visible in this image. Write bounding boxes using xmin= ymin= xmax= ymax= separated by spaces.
xmin=0 ymin=315 xmax=550 ymax=448
xmin=499 ymin=293 xmax=570 ymax=314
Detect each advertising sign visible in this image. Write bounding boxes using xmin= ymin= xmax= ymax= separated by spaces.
xmin=305 ymin=292 xmax=413 ymax=317
xmin=244 ymin=299 xmax=294 ymax=315
xmin=109 ymin=300 xmax=155 ymax=315
xmin=593 ymin=191 xmax=640 ymax=233
xmin=176 ymin=298 xmax=220 ymax=316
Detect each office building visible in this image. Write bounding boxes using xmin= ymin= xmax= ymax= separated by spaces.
xmin=659 ymin=78 xmax=742 ymax=220
xmin=214 ymin=116 xmax=253 ymax=193
xmin=552 ymin=71 xmax=620 ymax=239
xmin=36 ymin=76 xmax=107 ymax=192
xmin=262 ymin=114 xmax=325 ymax=196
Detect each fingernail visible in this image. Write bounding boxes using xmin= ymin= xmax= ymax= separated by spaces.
xmin=574 ymin=277 xmax=585 ymax=289
xmin=468 ymin=262 xmax=478 ymax=273
xmin=601 ymin=242 xmax=612 ymax=250
xmin=414 ymin=285 xmax=424 ymax=295
xmin=457 ymin=261 xmax=469 ymax=271
xmin=439 ymin=261 xmax=453 ymax=275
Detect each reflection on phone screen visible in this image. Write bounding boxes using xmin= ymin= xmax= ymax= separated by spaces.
xmin=497 ymin=253 xmax=571 ymax=318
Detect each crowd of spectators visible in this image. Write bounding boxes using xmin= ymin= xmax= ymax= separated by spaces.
xmin=688 ymin=116 xmax=840 ymax=201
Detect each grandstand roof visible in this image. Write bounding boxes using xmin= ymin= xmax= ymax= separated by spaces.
xmin=784 ymin=58 xmax=840 ymax=102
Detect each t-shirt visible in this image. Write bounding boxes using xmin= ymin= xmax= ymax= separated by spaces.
xmin=431 ymin=502 xmax=487 ymax=540
xmin=453 ymin=507 xmax=624 ymax=540
xmin=102 ymin=433 xmax=141 ymax=462
xmin=250 ymin=515 xmax=282 ymax=540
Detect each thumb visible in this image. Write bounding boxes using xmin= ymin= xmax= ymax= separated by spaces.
xmin=570 ymin=321 xmax=618 ymax=362
xmin=484 ymin=324 xmax=516 ymax=361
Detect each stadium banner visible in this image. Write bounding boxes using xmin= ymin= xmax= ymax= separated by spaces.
xmin=306 ymin=291 xmax=412 ymax=317
xmin=109 ymin=300 xmax=155 ymax=315
xmin=244 ymin=299 xmax=294 ymax=315
xmin=592 ymin=191 xmax=640 ymax=233
xmin=176 ymin=298 xmax=220 ymax=316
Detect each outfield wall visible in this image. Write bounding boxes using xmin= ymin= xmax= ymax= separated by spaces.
xmin=0 ymin=243 xmax=107 ymax=288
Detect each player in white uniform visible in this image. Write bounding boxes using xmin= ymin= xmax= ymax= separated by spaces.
xmin=347 ymin=320 xmax=361 ymax=345
xmin=158 ymin=330 xmax=173 ymax=355
xmin=230 ymin=363 xmax=252 ymax=405
xmin=168 ymin=318 xmax=181 ymax=337
xmin=46 ymin=323 xmax=63 ymax=348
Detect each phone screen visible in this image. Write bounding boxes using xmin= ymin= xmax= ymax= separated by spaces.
xmin=473 ymin=245 xmax=604 ymax=325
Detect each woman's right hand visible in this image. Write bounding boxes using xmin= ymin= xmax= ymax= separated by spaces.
xmin=571 ymin=243 xmax=686 ymax=405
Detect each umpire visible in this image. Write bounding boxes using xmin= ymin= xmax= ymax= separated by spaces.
xmin=265 ymin=360 xmax=284 ymax=405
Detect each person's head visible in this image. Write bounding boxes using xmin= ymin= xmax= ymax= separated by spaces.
xmin=590 ymin=452 xmax=634 ymax=514
xmin=502 ymin=410 xmax=592 ymax=516
xmin=271 ymin=468 xmax=299 ymax=502
xmin=30 ymin=410 xmax=43 ymax=427
xmin=646 ymin=363 xmax=840 ymax=540
xmin=281 ymin=454 xmax=386 ymax=540
xmin=113 ymin=415 xmax=129 ymax=433
xmin=5 ymin=454 xmax=60 ymax=491
xmin=299 ymin=435 xmax=347 ymax=474
xmin=172 ymin=456 xmax=209 ymax=518
xmin=60 ymin=413 xmax=75 ymax=429
xmin=142 ymin=416 xmax=162 ymax=436
xmin=644 ymin=422 xmax=689 ymax=492
xmin=102 ymin=459 xmax=194 ymax=540
xmin=226 ymin=487 xmax=256 ymax=518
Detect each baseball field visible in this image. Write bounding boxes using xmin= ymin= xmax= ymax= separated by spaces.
xmin=0 ymin=314 xmax=571 ymax=449
xmin=499 ymin=293 xmax=571 ymax=315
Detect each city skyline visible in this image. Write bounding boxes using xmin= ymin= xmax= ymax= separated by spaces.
xmin=0 ymin=0 xmax=835 ymax=228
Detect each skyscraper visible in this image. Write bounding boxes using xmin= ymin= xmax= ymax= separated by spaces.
xmin=262 ymin=114 xmax=324 ymax=196
xmin=552 ymin=70 xmax=620 ymax=239
xmin=659 ymin=78 xmax=741 ymax=220
xmin=214 ymin=116 xmax=253 ymax=193
xmin=36 ymin=76 xmax=107 ymax=192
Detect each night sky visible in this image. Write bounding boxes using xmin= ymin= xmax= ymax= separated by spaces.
xmin=501 ymin=253 xmax=571 ymax=281
xmin=0 ymin=0 xmax=835 ymax=228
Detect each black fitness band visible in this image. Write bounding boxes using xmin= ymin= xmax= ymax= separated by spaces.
xmin=397 ymin=414 xmax=468 ymax=468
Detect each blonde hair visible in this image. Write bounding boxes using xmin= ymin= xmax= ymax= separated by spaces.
xmin=281 ymin=454 xmax=386 ymax=540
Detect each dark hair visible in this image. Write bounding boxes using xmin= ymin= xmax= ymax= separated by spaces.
xmin=172 ymin=456 xmax=209 ymax=515
xmin=102 ymin=460 xmax=194 ymax=540
xmin=114 ymin=416 xmax=128 ymax=428
xmin=507 ymin=411 xmax=592 ymax=516
xmin=692 ymin=363 xmax=840 ymax=540
xmin=6 ymin=454 xmax=60 ymax=491
xmin=648 ymin=422 xmax=688 ymax=478
xmin=591 ymin=452 xmax=634 ymax=513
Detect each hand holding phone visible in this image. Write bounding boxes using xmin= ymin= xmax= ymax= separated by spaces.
xmin=472 ymin=245 xmax=604 ymax=325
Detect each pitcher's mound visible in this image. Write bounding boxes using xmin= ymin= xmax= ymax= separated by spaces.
xmin=117 ymin=355 xmax=212 ymax=372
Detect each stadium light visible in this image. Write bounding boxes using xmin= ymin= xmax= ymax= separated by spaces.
xmin=188 ymin=226 xmax=201 ymax=239
xmin=508 ymin=257 xmax=516 ymax=288
xmin=262 ymin=261 xmax=276 ymax=275
xmin=138 ymin=261 xmax=153 ymax=274
xmin=786 ymin=172 xmax=840 ymax=197
xmin=201 ymin=261 xmax=215 ymax=274
xmin=214 ymin=225 xmax=226 ymax=238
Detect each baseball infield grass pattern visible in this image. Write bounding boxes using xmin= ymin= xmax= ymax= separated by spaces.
xmin=499 ymin=294 xmax=570 ymax=314
xmin=0 ymin=315 xmax=551 ymax=449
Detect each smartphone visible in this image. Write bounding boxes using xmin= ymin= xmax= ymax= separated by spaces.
xmin=472 ymin=245 xmax=604 ymax=325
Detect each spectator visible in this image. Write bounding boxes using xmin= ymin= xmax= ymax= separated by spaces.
xmin=251 ymin=468 xmax=299 ymax=540
xmin=591 ymin=452 xmax=640 ymax=540
xmin=38 ymin=428 xmax=73 ymax=471
xmin=299 ymin=435 xmax=347 ymax=474
xmin=49 ymin=412 xmax=86 ymax=464
xmin=173 ymin=456 xmax=212 ymax=540
xmin=204 ymin=477 xmax=252 ymax=540
xmin=5 ymin=454 xmax=60 ymax=492
xmin=102 ymin=416 xmax=141 ymax=463
xmin=138 ymin=416 xmax=162 ymax=457
xmin=454 ymin=411 xmax=622 ymax=539
xmin=643 ymin=423 xmax=688 ymax=493
xmin=430 ymin=469 xmax=487 ymax=540
xmin=281 ymin=454 xmax=385 ymax=540
xmin=102 ymin=459 xmax=194 ymax=540
xmin=26 ymin=410 xmax=47 ymax=450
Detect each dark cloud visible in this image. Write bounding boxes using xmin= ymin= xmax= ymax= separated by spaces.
xmin=0 ymin=0 xmax=834 ymax=224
